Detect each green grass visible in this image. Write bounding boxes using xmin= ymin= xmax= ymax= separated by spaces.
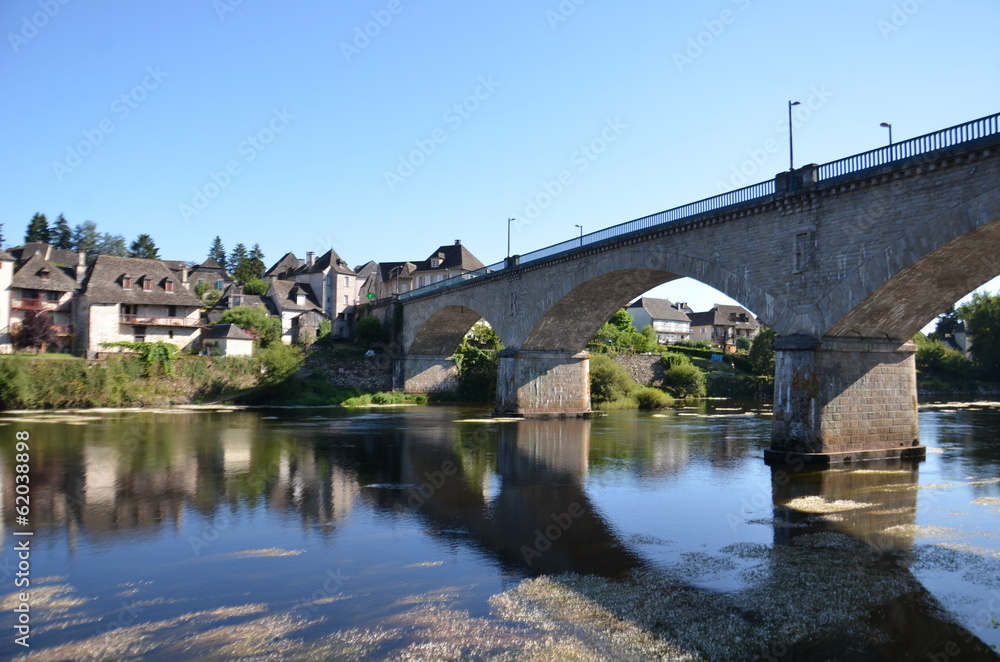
xmin=341 ymin=392 xmax=428 ymax=407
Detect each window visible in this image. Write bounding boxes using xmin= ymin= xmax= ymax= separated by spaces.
xmin=168 ymin=330 xmax=174 ymax=339
xmin=417 ymin=276 xmax=427 ymax=288
xmin=123 ymin=277 xmax=132 ymax=290
xmin=142 ymin=278 xmax=152 ymax=292
xmin=40 ymin=270 xmax=50 ymax=280
xmin=344 ymin=276 xmax=349 ymax=286
xmin=46 ymin=291 xmax=59 ymax=301
xmin=430 ymin=258 xmax=440 ymax=268
xmin=343 ymin=295 xmax=348 ymax=305
xmin=167 ymin=306 xmax=177 ymax=317
xmin=215 ymin=280 xmax=224 ymax=290
xmin=165 ymin=280 xmax=174 ymax=293
xmin=197 ymin=279 xmax=204 ymax=286
xmin=134 ymin=326 xmax=146 ymax=343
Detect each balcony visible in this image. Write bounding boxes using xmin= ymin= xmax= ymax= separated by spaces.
xmin=120 ymin=315 xmax=202 ymax=328
xmin=52 ymin=324 xmax=74 ymax=336
xmin=12 ymin=298 xmax=60 ymax=311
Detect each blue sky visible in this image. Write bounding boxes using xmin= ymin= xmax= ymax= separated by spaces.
xmin=3 ymin=0 xmax=999 ymax=322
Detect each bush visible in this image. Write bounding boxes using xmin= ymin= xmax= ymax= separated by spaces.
xmin=589 ymin=354 xmax=638 ymax=404
xmin=661 ymin=352 xmax=692 ymax=368
xmin=748 ymin=328 xmax=777 ymax=376
xmin=355 ymin=316 xmax=388 ymax=349
xmin=663 ymin=362 xmax=706 ymax=398
xmin=256 ymin=343 xmax=305 ymax=385
xmin=735 ymin=337 xmax=752 ymax=351
xmin=636 ymin=386 xmax=673 ymax=409
xmin=914 ymin=333 xmax=970 ymax=379
xmin=242 ymin=279 xmax=269 ymax=295
xmin=674 ymin=339 xmax=714 ymax=349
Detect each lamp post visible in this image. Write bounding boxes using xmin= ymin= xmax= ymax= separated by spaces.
xmin=788 ymin=100 xmax=801 ymax=171
xmin=574 ymin=224 xmax=583 ymax=247
xmin=507 ymin=217 xmax=515 ymax=258
xmin=880 ymin=122 xmax=893 ymax=145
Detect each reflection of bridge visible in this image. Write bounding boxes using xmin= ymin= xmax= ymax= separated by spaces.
xmin=383 ymin=114 xmax=1000 ymax=464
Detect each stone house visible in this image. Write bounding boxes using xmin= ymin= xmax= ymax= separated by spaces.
xmin=201 ymin=323 xmax=254 ymax=357
xmin=187 ymin=257 xmax=233 ymax=295
xmin=10 ymin=252 xmax=82 ymax=351
xmin=0 ymin=249 xmax=13 ymax=352
xmin=361 ymin=240 xmax=485 ymax=300
xmin=626 ymin=297 xmax=692 ymax=344
xmin=688 ymin=304 xmax=760 ymax=351
xmin=265 ymin=249 xmax=358 ymax=339
xmin=266 ymin=279 xmax=324 ymax=345
xmin=76 ymin=255 xmax=203 ymax=357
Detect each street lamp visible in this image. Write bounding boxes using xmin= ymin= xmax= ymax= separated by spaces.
xmin=574 ymin=224 xmax=583 ymax=247
xmin=880 ymin=122 xmax=893 ymax=146
xmin=788 ymin=100 xmax=801 ymax=171
xmin=507 ymin=217 xmax=515 ymax=258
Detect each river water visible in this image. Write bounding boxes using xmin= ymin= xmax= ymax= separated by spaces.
xmin=1 ymin=401 xmax=999 ymax=660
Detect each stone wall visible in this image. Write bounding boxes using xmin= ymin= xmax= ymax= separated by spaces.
xmin=612 ymin=353 xmax=665 ymax=386
xmin=496 ymin=350 xmax=591 ymax=415
xmin=313 ymin=357 xmax=393 ymax=391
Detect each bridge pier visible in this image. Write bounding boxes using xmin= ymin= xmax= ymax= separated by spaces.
xmin=766 ymin=335 xmax=925 ymax=466
xmin=400 ymin=354 xmax=460 ymax=394
xmin=495 ymin=350 xmax=592 ymax=417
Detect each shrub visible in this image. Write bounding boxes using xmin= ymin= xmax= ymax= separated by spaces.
xmin=589 ymin=354 xmax=638 ymax=404
xmin=661 ymin=352 xmax=692 ymax=369
xmin=256 ymin=343 xmax=305 ymax=385
xmin=914 ymin=333 xmax=970 ymax=379
xmin=636 ymin=386 xmax=673 ymax=409
xmin=748 ymin=328 xmax=777 ymax=376
xmin=355 ymin=316 xmax=388 ymax=349
xmin=735 ymin=337 xmax=752 ymax=351
xmin=663 ymin=362 xmax=706 ymax=398
xmin=242 ymin=279 xmax=269 ymax=295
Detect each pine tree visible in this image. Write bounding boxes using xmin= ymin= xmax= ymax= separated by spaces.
xmin=51 ymin=214 xmax=72 ymax=249
xmin=0 ymin=222 xmax=5 ymax=249
xmin=96 ymin=233 xmax=128 ymax=257
xmin=71 ymin=221 xmax=100 ymax=255
xmin=25 ymin=213 xmax=49 ymax=244
xmin=128 ymin=234 xmax=160 ymax=259
xmin=249 ymin=243 xmax=264 ymax=262
xmin=208 ymin=236 xmax=226 ymax=269
xmin=229 ymin=243 xmax=248 ymax=271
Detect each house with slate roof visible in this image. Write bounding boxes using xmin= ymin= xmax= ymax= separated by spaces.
xmin=361 ymin=240 xmax=485 ymax=300
xmin=0 ymin=249 xmax=14 ymax=352
xmin=626 ymin=297 xmax=692 ymax=345
xmin=264 ymin=249 xmax=356 ymax=338
xmin=76 ymin=255 xmax=204 ymax=357
xmin=187 ymin=257 xmax=233 ymax=295
xmin=266 ymin=279 xmax=324 ymax=344
xmin=204 ymin=284 xmax=277 ymax=324
xmin=688 ymin=304 xmax=760 ymax=351
xmin=10 ymin=251 xmax=82 ymax=351
xmin=201 ymin=323 xmax=253 ymax=357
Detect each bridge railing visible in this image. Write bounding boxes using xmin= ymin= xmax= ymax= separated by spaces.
xmin=400 ymin=111 xmax=1000 ymax=301
xmin=817 ymin=111 xmax=1000 ymax=181
xmin=399 ymin=178 xmax=775 ymax=300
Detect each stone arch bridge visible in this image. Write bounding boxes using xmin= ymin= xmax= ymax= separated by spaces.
xmin=374 ymin=114 xmax=1000 ymax=464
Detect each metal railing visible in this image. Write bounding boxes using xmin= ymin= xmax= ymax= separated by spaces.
xmin=399 ymin=111 xmax=1000 ymax=301
xmin=11 ymin=298 xmax=61 ymax=311
xmin=121 ymin=315 xmax=202 ymax=328
xmin=818 ymin=112 xmax=1000 ymax=181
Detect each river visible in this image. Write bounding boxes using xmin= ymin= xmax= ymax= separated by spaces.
xmin=1 ymin=401 xmax=999 ymax=660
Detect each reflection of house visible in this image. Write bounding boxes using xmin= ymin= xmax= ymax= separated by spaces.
xmin=77 ymin=255 xmax=204 ymax=357
xmin=360 ymin=240 xmax=484 ymax=300
xmin=626 ymin=297 xmax=691 ymax=344
xmin=688 ymin=304 xmax=760 ymax=350
xmin=0 ymin=249 xmax=15 ymax=352
xmin=265 ymin=249 xmax=358 ymax=339
xmin=10 ymin=251 xmax=82 ymax=351
xmin=202 ymin=323 xmax=254 ymax=356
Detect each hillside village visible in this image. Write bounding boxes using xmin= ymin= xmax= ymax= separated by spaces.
xmin=0 ymin=234 xmax=762 ymax=358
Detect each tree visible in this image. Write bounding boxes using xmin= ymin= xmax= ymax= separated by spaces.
xmin=233 ymin=257 xmax=264 ymax=285
xmin=229 ymin=243 xmax=248 ymax=271
xmin=96 ymin=233 xmax=128 ymax=257
xmin=0 ymin=222 xmax=4 ymax=248
xmin=242 ymin=279 xmax=269 ymax=295
xmin=929 ymin=306 xmax=961 ymax=342
xmin=220 ymin=305 xmax=281 ymax=348
xmin=453 ymin=323 xmax=504 ymax=401
xmin=25 ymin=213 xmax=49 ymax=244
xmin=355 ymin=315 xmax=388 ymax=349
xmin=209 ymin=236 xmax=227 ymax=269
xmin=71 ymin=221 xmax=100 ymax=255
xmin=193 ymin=281 xmax=209 ymax=299
xmin=249 ymin=243 xmax=264 ymax=262
xmin=51 ymin=214 xmax=72 ymax=249
xmin=13 ymin=311 xmax=57 ymax=352
xmin=959 ymin=291 xmax=1000 ymax=377
xmin=748 ymin=327 xmax=777 ymax=376
xmin=128 ymin=233 xmax=160 ymax=259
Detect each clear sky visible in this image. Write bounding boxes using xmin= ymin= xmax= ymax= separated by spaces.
xmin=3 ymin=0 xmax=998 ymax=324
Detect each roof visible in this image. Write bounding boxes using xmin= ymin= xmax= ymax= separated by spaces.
xmin=82 ymin=255 xmax=203 ymax=306
xmin=206 ymin=285 xmax=278 ymax=318
xmin=8 ymin=243 xmax=81 ymax=267
xmin=414 ymin=242 xmax=484 ymax=272
xmin=297 ymin=248 xmax=356 ymax=276
xmin=0 ymin=249 xmax=13 ymax=262
xmin=264 ymin=252 xmax=301 ymax=278
xmin=203 ymin=323 xmax=253 ymax=340
xmin=199 ymin=257 xmax=223 ymax=270
xmin=378 ymin=261 xmax=418 ymax=282
xmin=268 ymin=280 xmax=322 ymax=312
xmin=687 ymin=304 xmax=759 ymax=330
xmin=354 ymin=260 xmax=379 ymax=279
xmin=627 ymin=297 xmax=690 ymax=323
xmin=11 ymin=253 xmax=78 ymax=292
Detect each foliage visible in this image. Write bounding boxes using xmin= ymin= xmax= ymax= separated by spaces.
xmin=220 ymin=305 xmax=281 ymax=348
xmin=193 ymin=281 xmax=209 ymax=299
xmin=229 ymin=243 xmax=248 ymax=270
xmin=242 ymin=278 xmax=269 ymax=295
xmin=0 ymin=357 xmax=32 ymax=409
xmin=589 ymin=353 xmax=638 ymax=406
xmin=355 ymin=315 xmax=388 ymax=349
xmin=233 ymin=257 xmax=265 ymax=285
xmin=12 ymin=312 xmax=58 ymax=352
xmin=256 ymin=342 xmax=305 ymax=385
xmin=128 ymin=233 xmax=160 ymax=259
xmin=913 ymin=333 xmax=970 ymax=379
xmin=735 ymin=336 xmax=752 ymax=351
xmin=249 ymin=243 xmax=264 ymax=262
xmin=209 ymin=236 xmax=227 ymax=269
xmin=959 ymin=291 xmax=1000 ymax=379
xmin=342 ymin=392 xmax=428 ymax=407
xmin=96 ymin=232 xmax=128 ymax=257
xmin=588 ymin=309 xmax=651 ymax=355
xmin=663 ymin=362 xmax=706 ymax=398
xmin=453 ymin=323 xmax=504 ymax=401
xmin=318 ymin=318 xmax=332 ymax=339
xmin=748 ymin=327 xmax=777 ymax=376
xmin=71 ymin=221 xmax=100 ymax=257
xmin=296 ymin=329 xmax=315 ymax=349
xmin=635 ymin=386 xmax=673 ymax=409
xmin=51 ymin=214 xmax=72 ymax=249
xmin=640 ymin=324 xmax=658 ymax=350
xmin=204 ymin=290 xmax=222 ymax=305
xmin=661 ymin=351 xmax=692 ymax=369
xmin=25 ymin=212 xmax=49 ymax=243
xmin=101 ymin=340 xmax=180 ymax=376
xmin=929 ymin=306 xmax=960 ymax=342
xmin=673 ymin=339 xmax=714 ymax=349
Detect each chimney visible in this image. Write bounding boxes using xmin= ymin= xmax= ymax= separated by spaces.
xmin=454 ymin=239 xmax=461 ymax=246
xmin=76 ymin=251 xmax=86 ymax=284
xmin=180 ymin=267 xmax=188 ymax=285
xmin=306 ymin=252 xmax=315 ymax=267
